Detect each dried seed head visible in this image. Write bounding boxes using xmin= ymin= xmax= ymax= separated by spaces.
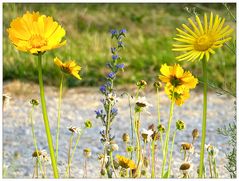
xmin=153 ymin=81 xmax=162 ymax=89
xmin=84 ymin=119 xmax=92 ymax=128
xmin=157 ymin=124 xmax=166 ymax=133
xmin=136 ymin=80 xmax=147 ymax=89
xmin=181 ymin=143 xmax=193 ymax=151
xmin=180 ymin=162 xmax=191 ymax=171
xmin=122 ymin=133 xmax=130 ymax=143
xmin=83 ymin=148 xmax=91 ymax=158
xmin=192 ymin=128 xmax=199 ymax=140
xmin=32 ymin=150 xmax=42 ymax=158
xmin=30 ymin=99 xmax=39 ymax=106
xmin=176 ymin=120 xmax=186 ymax=130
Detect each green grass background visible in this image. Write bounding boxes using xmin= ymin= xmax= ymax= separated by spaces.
xmin=3 ymin=3 xmax=236 ymax=95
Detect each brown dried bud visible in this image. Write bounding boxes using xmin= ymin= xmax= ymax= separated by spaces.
xmin=179 ymin=162 xmax=191 ymax=171
xmin=181 ymin=143 xmax=193 ymax=150
xmin=122 ymin=133 xmax=130 ymax=143
xmin=192 ymin=128 xmax=199 ymax=140
xmin=148 ymin=124 xmax=155 ymax=131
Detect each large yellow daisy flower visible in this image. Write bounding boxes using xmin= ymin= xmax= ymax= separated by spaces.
xmin=165 ymin=85 xmax=190 ymax=106
xmin=159 ymin=64 xmax=198 ymax=91
xmin=173 ymin=12 xmax=233 ymax=61
xmin=116 ymin=154 xmax=136 ymax=170
xmin=54 ymin=57 xmax=81 ymax=80
xmin=7 ymin=11 xmax=66 ymax=54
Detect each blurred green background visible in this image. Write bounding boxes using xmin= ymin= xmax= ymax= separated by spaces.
xmin=3 ymin=3 xmax=236 ymax=95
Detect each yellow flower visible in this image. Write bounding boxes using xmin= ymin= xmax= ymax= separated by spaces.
xmin=116 ymin=154 xmax=136 ymax=169
xmin=165 ymin=85 xmax=190 ymax=106
xmin=173 ymin=12 xmax=233 ymax=61
xmin=7 ymin=11 xmax=66 ymax=54
xmin=54 ymin=57 xmax=81 ymax=80
xmin=159 ymin=64 xmax=198 ymax=92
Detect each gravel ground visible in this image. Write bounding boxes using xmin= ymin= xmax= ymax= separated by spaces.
xmin=3 ymin=80 xmax=236 ymax=178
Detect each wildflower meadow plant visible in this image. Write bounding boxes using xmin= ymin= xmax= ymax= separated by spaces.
xmin=95 ymin=28 xmax=126 ymax=178
xmin=173 ymin=12 xmax=233 ymax=178
xmin=7 ymin=11 xmax=67 ymax=178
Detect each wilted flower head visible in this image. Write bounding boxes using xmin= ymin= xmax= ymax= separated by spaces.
xmin=205 ymin=144 xmax=219 ymax=158
xmin=135 ymin=96 xmax=152 ymax=113
xmin=176 ymin=120 xmax=186 ymax=130
xmin=67 ymin=126 xmax=81 ymax=135
xmin=98 ymin=154 xmax=108 ymax=164
xmin=54 ymin=57 xmax=81 ymax=80
xmin=109 ymin=141 xmax=119 ymax=152
xmin=7 ymin=11 xmax=66 ymax=54
xmin=181 ymin=143 xmax=194 ymax=153
xmin=32 ymin=150 xmax=49 ymax=162
xmin=141 ymin=128 xmax=154 ymax=143
xmin=83 ymin=148 xmax=91 ymax=158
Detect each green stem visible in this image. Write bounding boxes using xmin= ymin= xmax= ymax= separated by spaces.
xmin=199 ymin=59 xmax=207 ymax=178
xmin=212 ymin=158 xmax=218 ymax=178
xmin=134 ymin=112 xmax=141 ymax=177
xmin=151 ymin=140 xmax=156 ymax=178
xmin=65 ymin=131 xmax=83 ymax=177
xmin=29 ymin=105 xmax=44 ymax=177
xmin=208 ymin=155 xmax=213 ymax=178
xmin=167 ymin=130 xmax=177 ymax=178
xmin=67 ymin=133 xmax=73 ymax=178
xmin=110 ymin=151 xmax=118 ymax=178
xmin=37 ymin=54 xmax=59 ymax=178
xmin=127 ymin=94 xmax=134 ymax=160
xmin=56 ymin=73 xmax=64 ymax=163
xmin=161 ymin=96 xmax=175 ymax=177
xmin=156 ymin=87 xmax=164 ymax=162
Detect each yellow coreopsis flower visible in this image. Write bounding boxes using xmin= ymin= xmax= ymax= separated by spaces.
xmin=7 ymin=11 xmax=66 ymax=54
xmin=159 ymin=64 xmax=198 ymax=92
xmin=54 ymin=57 xmax=81 ymax=80
xmin=173 ymin=12 xmax=233 ymax=61
xmin=116 ymin=155 xmax=136 ymax=170
xmin=165 ymin=85 xmax=190 ymax=106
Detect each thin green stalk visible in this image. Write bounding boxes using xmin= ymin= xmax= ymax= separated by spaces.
xmin=110 ymin=151 xmax=118 ymax=178
xmin=151 ymin=140 xmax=156 ymax=178
xmin=208 ymin=155 xmax=213 ymax=178
xmin=134 ymin=112 xmax=141 ymax=177
xmin=199 ymin=59 xmax=208 ymax=178
xmin=65 ymin=131 xmax=83 ymax=177
xmin=157 ymin=88 xmax=164 ymax=146
xmin=127 ymin=94 xmax=134 ymax=160
xmin=56 ymin=73 xmax=64 ymax=163
xmin=161 ymin=96 xmax=175 ymax=177
xmin=67 ymin=133 xmax=73 ymax=178
xmin=29 ymin=105 xmax=44 ymax=177
xmin=167 ymin=130 xmax=177 ymax=178
xmin=212 ymin=158 xmax=218 ymax=178
xmin=37 ymin=54 xmax=59 ymax=178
